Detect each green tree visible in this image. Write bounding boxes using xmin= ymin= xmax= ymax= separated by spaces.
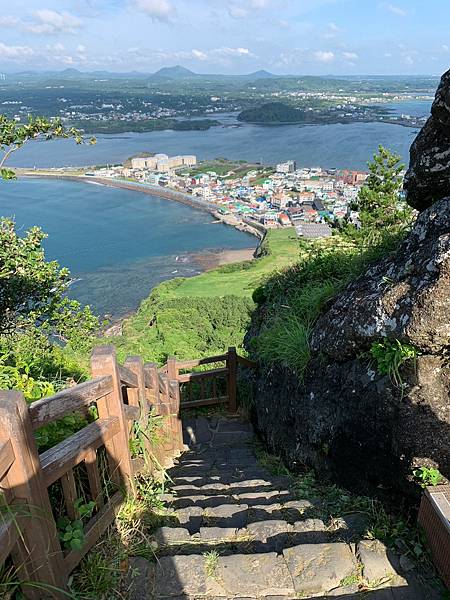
xmin=0 ymin=114 xmax=95 ymax=179
xmin=0 ymin=219 xmax=99 ymax=357
xmin=356 ymin=145 xmax=412 ymax=230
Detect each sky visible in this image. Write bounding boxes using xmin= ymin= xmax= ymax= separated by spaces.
xmin=0 ymin=0 xmax=449 ymax=75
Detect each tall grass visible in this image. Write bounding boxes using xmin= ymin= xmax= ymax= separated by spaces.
xmin=254 ymin=228 xmax=406 ymax=375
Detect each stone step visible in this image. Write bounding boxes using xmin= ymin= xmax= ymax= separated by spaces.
xmin=169 ymin=477 xmax=291 ymax=497
xmin=153 ymin=552 xmax=296 ymax=599
xmin=153 ymin=542 xmax=358 ymax=598
xmin=154 ymin=518 xmax=329 ymax=557
xmin=169 ymin=467 xmax=272 ymax=482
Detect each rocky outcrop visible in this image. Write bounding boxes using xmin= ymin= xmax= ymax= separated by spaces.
xmin=311 ymin=198 xmax=450 ymax=357
xmin=248 ymin=198 xmax=450 ymax=499
xmin=404 ymin=69 xmax=450 ymax=210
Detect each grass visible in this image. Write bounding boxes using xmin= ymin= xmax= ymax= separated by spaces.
xmin=253 ymin=228 xmax=406 ymax=375
xmin=203 ymin=550 xmax=220 ymax=578
xmin=105 ymin=228 xmax=300 ymax=365
xmin=161 ymin=227 xmax=299 ymax=299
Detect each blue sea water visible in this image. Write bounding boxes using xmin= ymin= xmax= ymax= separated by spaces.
xmin=8 ymin=120 xmax=422 ymax=171
xmin=0 ymin=178 xmax=255 ymax=316
xmin=1 ymin=103 xmax=432 ymax=315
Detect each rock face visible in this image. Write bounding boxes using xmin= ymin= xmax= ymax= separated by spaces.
xmin=248 ymin=199 xmax=450 ymax=497
xmin=404 ymin=69 xmax=450 ymax=210
xmin=311 ymin=198 xmax=450 ymax=357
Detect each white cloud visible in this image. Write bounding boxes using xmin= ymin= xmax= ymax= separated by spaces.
xmin=229 ymin=6 xmax=248 ymax=18
xmin=328 ymin=21 xmax=340 ymax=32
xmin=442 ymin=44 xmax=450 ymax=52
xmin=313 ymin=50 xmax=335 ymax=63
xmin=27 ymin=10 xmax=82 ymax=34
xmin=342 ymin=51 xmax=358 ymax=60
xmin=0 ymin=42 xmax=34 ymax=59
xmin=384 ymin=3 xmax=407 ymax=17
xmin=77 ymin=44 xmax=87 ymax=53
xmin=133 ymin=0 xmax=175 ymax=21
xmin=0 ymin=16 xmax=20 ymax=27
xmin=216 ymin=46 xmax=252 ymax=57
xmin=250 ymin=0 xmax=270 ymax=7
xmin=192 ymin=48 xmax=208 ymax=60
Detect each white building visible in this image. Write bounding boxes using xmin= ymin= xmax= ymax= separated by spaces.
xmin=276 ymin=160 xmax=296 ymax=174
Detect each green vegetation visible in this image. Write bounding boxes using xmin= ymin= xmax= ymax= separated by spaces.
xmin=70 ymin=475 xmax=171 ymax=599
xmin=0 ymin=218 xmax=98 ymax=425
xmin=73 ymin=117 xmax=219 ymax=134
xmin=108 ymin=228 xmax=299 ymax=364
xmin=238 ymin=101 xmax=307 ymax=124
xmin=252 ymin=146 xmax=412 ymax=375
xmin=370 ymin=339 xmax=418 ymax=386
xmin=204 ymin=550 xmax=220 ymax=578
xmin=413 ymin=467 xmax=444 ymax=488
xmin=180 ymin=158 xmax=270 ymax=180
xmin=356 ymin=145 xmax=412 ymax=229
xmin=57 ymin=499 xmax=96 ymax=551
xmin=0 ymin=114 xmax=94 ymax=180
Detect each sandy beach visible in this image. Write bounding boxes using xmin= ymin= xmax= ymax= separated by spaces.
xmin=191 ymin=247 xmax=256 ymax=271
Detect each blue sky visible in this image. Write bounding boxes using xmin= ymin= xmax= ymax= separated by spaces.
xmin=0 ymin=0 xmax=448 ymax=75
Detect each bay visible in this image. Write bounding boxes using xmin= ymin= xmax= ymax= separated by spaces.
xmin=8 ymin=120 xmax=421 ymax=171
xmin=0 ymin=178 xmax=255 ymax=317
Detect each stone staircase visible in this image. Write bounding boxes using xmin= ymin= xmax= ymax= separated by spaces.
xmin=145 ymin=416 xmax=439 ymax=599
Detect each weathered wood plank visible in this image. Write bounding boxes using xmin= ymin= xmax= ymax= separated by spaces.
xmin=118 ymin=364 xmax=138 ymax=388
xmin=237 ymin=355 xmax=258 ymax=369
xmin=124 ymin=405 xmax=140 ymax=421
xmin=41 ymin=417 xmax=120 ymax=487
xmin=0 ymin=391 xmax=67 ymax=596
xmin=177 ymin=367 xmax=228 ymax=383
xmin=180 ymin=396 xmax=228 ymax=409
xmin=29 ymin=376 xmax=113 ymax=430
xmin=85 ymin=449 xmax=104 ymax=509
xmin=61 ymin=470 xmax=78 ymax=521
xmin=91 ymin=346 xmax=135 ymax=492
xmin=174 ymin=354 xmax=227 ymax=369
xmin=0 ymin=439 xmax=15 ymax=481
xmin=227 ymin=346 xmax=238 ymax=413
xmin=64 ymin=491 xmax=122 ymax=574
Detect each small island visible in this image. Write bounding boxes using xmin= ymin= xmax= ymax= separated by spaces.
xmin=238 ymin=102 xmax=308 ymax=124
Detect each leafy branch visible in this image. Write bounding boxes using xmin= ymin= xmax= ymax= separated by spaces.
xmin=0 ymin=114 xmax=95 ymax=179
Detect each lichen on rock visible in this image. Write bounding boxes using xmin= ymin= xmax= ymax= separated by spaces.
xmin=405 ymin=68 xmax=450 ymax=210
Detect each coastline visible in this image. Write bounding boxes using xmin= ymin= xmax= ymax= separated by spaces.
xmin=18 ymin=171 xmax=266 ymax=240
xmin=103 ymin=245 xmax=259 ymax=335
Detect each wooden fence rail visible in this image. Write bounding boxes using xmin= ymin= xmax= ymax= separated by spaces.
xmin=0 ymin=345 xmax=256 ymax=598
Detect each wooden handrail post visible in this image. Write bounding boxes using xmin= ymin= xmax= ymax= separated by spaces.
xmin=227 ymin=346 xmax=238 ymax=413
xmin=90 ymin=345 xmax=134 ymax=493
xmin=167 ymin=356 xmax=178 ymax=381
xmin=0 ymin=391 xmax=67 ymax=599
xmin=144 ymin=362 xmax=164 ymax=471
xmin=125 ymin=356 xmax=152 ymax=472
xmin=169 ymin=380 xmax=184 ymax=452
xmin=159 ymin=373 xmax=174 ymax=459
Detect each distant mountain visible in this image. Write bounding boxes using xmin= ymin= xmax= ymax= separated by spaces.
xmin=246 ymin=70 xmax=276 ymax=79
xmin=151 ymin=66 xmax=198 ymax=80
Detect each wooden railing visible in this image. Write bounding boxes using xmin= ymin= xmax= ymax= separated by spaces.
xmin=0 ymin=345 xmax=256 ymax=598
xmin=162 ymin=346 xmax=257 ymax=412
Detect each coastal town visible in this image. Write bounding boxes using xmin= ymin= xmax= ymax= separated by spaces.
xmin=89 ymin=152 xmax=371 ymax=239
